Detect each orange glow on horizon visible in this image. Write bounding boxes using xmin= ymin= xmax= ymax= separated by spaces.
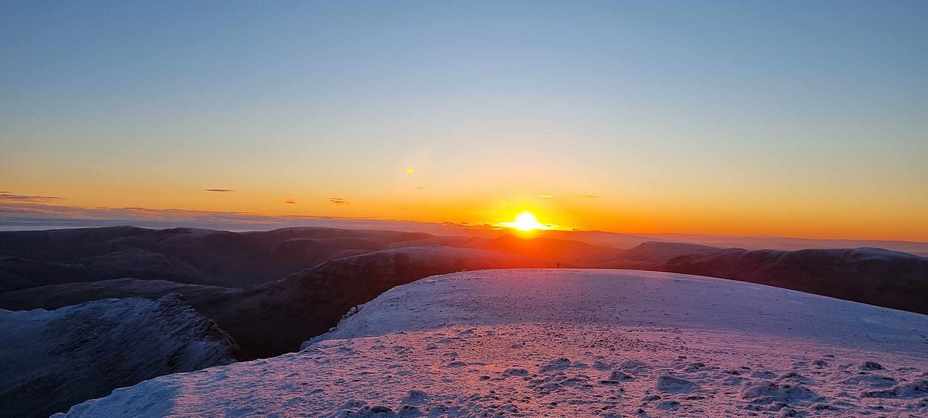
xmin=2 ymin=184 xmax=926 ymax=241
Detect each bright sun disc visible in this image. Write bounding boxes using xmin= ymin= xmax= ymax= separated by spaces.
xmin=501 ymin=211 xmax=548 ymax=232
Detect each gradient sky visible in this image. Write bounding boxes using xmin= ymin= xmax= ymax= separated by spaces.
xmin=2 ymin=1 xmax=927 ymax=240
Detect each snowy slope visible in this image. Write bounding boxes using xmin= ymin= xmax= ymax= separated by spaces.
xmin=0 ymin=295 xmax=237 ymax=418
xmin=57 ymin=269 xmax=928 ymax=417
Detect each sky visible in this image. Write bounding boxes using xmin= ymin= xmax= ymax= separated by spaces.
xmin=2 ymin=0 xmax=927 ymax=240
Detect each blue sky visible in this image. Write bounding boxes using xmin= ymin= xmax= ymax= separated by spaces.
xmin=1 ymin=1 xmax=926 ymax=239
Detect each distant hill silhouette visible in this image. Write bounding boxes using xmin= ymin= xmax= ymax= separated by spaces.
xmin=660 ymin=246 xmax=928 ymax=315
xmin=0 ymin=226 xmax=431 ymax=290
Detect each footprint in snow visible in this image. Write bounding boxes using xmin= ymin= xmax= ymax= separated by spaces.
xmin=752 ymin=370 xmax=777 ymax=379
xmin=741 ymin=382 xmax=819 ymax=404
xmin=618 ymin=359 xmax=649 ymax=373
xmin=402 ymin=390 xmax=428 ymax=405
xmin=656 ymin=375 xmax=697 ymax=393
xmin=683 ymin=362 xmax=706 ymax=372
xmin=840 ymin=374 xmax=896 ymax=388
xmin=779 ymin=372 xmax=813 ymax=384
xmin=539 ymin=358 xmax=576 ymax=373
xmin=723 ymin=376 xmax=747 ymax=386
xmin=656 ymin=400 xmax=681 ymax=410
xmin=501 ymin=368 xmax=530 ymax=377
xmin=593 ymin=360 xmax=612 ymax=371
xmin=860 ymin=361 xmax=884 ymax=371
xmin=607 ymin=370 xmax=635 ymax=382
xmin=862 ymin=379 xmax=928 ymax=399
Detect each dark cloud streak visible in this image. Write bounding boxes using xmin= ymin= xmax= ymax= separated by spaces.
xmin=329 ymin=197 xmax=349 ymax=206
xmin=0 ymin=193 xmax=62 ymax=202
xmin=205 ymin=189 xmax=234 ymax=193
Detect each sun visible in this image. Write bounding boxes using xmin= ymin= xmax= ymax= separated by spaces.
xmin=500 ymin=211 xmax=548 ymax=232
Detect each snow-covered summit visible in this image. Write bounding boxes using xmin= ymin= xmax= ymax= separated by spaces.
xmin=309 ymin=269 xmax=927 ymax=353
xmin=57 ymin=270 xmax=928 ymax=417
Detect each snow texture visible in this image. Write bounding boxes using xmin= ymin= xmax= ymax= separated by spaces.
xmin=0 ymin=295 xmax=237 ymax=417
xmin=57 ymin=269 xmax=928 ymax=417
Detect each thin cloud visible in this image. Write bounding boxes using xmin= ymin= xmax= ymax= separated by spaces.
xmin=205 ymin=188 xmax=234 ymax=193
xmin=284 ymin=200 xmax=297 ymax=204
xmin=537 ymin=194 xmax=554 ymax=200
xmin=329 ymin=197 xmax=349 ymax=206
xmin=580 ymin=193 xmax=600 ymax=199
xmin=0 ymin=193 xmax=62 ymax=202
